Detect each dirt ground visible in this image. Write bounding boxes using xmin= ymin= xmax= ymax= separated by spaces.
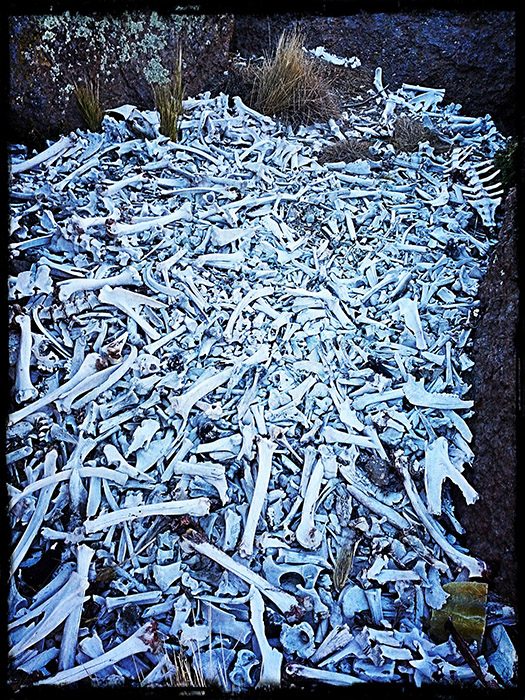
xmin=455 ymin=188 xmax=518 ymax=610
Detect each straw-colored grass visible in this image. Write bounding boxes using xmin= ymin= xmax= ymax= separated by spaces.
xmin=389 ymin=116 xmax=451 ymax=154
xmin=318 ymin=137 xmax=379 ymax=164
xmin=250 ymin=27 xmax=340 ymax=126
xmin=151 ymin=48 xmax=184 ymax=142
xmin=74 ymin=79 xmax=104 ymax=132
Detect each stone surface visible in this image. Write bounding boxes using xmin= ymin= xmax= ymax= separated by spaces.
xmin=230 ymin=11 xmax=516 ymax=136
xmin=8 ymin=11 xmax=234 ymax=146
xmin=455 ymin=188 xmax=518 ymax=609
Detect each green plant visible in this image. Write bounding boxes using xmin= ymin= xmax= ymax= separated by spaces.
xmin=151 ymin=48 xmax=184 ymax=142
xmin=493 ymin=138 xmax=517 ymax=189
xmin=73 ymin=78 xmax=104 ymax=132
xmin=250 ymin=26 xmax=340 ymax=126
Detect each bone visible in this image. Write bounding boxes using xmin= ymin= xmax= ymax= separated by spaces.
xmin=249 ymin=587 xmax=283 ymax=687
xmin=286 ymin=664 xmax=364 ymax=686
xmin=11 ymin=133 xmax=77 ymax=174
xmin=424 ymin=436 xmax=479 ymax=515
xmin=295 ymin=457 xmax=324 ymax=550
xmin=239 ymin=437 xmax=277 ymax=558
xmin=107 ymin=200 xmax=193 ymax=236
xmin=14 ymin=314 xmax=38 ymax=403
xmin=58 ymin=267 xmax=142 ymax=300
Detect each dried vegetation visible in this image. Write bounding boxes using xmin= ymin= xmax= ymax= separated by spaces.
xmin=73 ymin=79 xmax=104 ymax=132
xmin=151 ymin=48 xmax=184 ymax=142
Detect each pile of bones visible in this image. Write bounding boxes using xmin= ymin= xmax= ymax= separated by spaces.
xmin=7 ymin=57 xmax=517 ymax=689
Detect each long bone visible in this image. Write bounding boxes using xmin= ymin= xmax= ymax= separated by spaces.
xmin=286 ymin=665 xmax=364 ymax=686
xmin=249 ymin=587 xmax=283 ymax=687
xmin=58 ymin=544 xmax=95 ymax=671
xmin=106 ymin=200 xmax=193 ymax=236
xmin=11 ymin=133 xmax=77 ymax=174
xmin=58 ymin=267 xmax=142 ymax=301
xmin=397 ymin=297 xmax=428 ymax=350
xmin=239 ymin=438 xmax=277 ymax=558
xmin=8 ymin=352 xmax=102 ymax=425
xmin=36 ymin=622 xmax=159 ymax=685
xmin=184 ymin=538 xmax=301 ymax=615
xmin=424 ymin=436 xmax=478 ymax=515
xmin=84 ymin=497 xmax=211 ymax=533
xmin=10 ymin=450 xmax=58 ymax=575
xmin=98 ymin=285 xmax=166 ymax=341
xmin=170 ymin=366 xmax=234 ymax=423
xmin=14 ymin=313 xmax=38 ymax=403
xmin=398 ymin=453 xmax=485 ymax=576
xmin=295 ymin=457 xmax=324 ymax=550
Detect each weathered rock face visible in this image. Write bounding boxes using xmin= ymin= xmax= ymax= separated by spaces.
xmin=9 ymin=11 xmax=234 ymax=146
xmin=231 ymin=11 xmax=516 ymax=136
xmin=455 ymin=188 xmax=518 ymax=609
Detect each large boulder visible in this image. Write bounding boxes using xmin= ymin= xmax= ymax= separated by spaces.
xmin=231 ymin=11 xmax=516 ymax=136
xmin=9 ymin=11 xmax=234 ymax=146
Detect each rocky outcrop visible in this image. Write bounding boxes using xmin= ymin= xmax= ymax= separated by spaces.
xmin=8 ymin=11 xmax=234 ymax=146
xmin=231 ymin=11 xmax=516 ymax=136
xmin=455 ymin=188 xmax=518 ymax=608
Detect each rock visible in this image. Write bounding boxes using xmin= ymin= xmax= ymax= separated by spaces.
xmin=455 ymin=188 xmax=517 ymax=609
xmin=9 ymin=11 xmax=234 ymax=146
xmin=230 ymin=11 xmax=516 ymax=136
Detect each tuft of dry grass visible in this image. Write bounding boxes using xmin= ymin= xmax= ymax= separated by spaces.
xmin=74 ymin=78 xmax=104 ymax=132
xmin=318 ymin=137 xmax=379 ymax=164
xmin=151 ymin=48 xmax=184 ymax=142
xmin=250 ymin=27 xmax=341 ymax=126
xmin=388 ymin=116 xmax=451 ymax=154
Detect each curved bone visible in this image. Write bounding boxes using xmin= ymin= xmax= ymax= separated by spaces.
xmin=424 ymin=436 xmax=478 ymax=515
xmin=36 ymin=622 xmax=158 ymax=685
xmin=58 ymin=267 xmax=141 ymax=301
xmin=295 ymin=457 xmax=324 ymax=550
xmin=224 ymin=286 xmax=275 ymax=340
xmin=14 ymin=314 xmax=38 ymax=403
xmin=239 ymin=438 xmax=277 ymax=558
xmin=107 ymin=200 xmax=192 ymax=236
xmin=9 ymin=352 xmax=102 ymax=425
xmin=170 ymin=366 xmax=233 ymax=423
xmin=399 ymin=454 xmax=485 ymax=576
xmin=249 ymin=587 xmax=283 ymax=688
xmin=11 ymin=134 xmax=77 ymax=174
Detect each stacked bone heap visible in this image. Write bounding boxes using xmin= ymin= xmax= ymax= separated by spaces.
xmin=7 ymin=58 xmax=516 ymax=689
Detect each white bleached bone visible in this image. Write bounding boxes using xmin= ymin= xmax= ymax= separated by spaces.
xmin=170 ymin=366 xmax=233 ymax=423
xmin=11 ymin=133 xmax=77 ymax=174
xmin=397 ymin=296 xmax=427 ymax=350
xmin=195 ymin=250 xmax=245 ymax=270
xmin=10 ymin=450 xmax=58 ymax=575
xmin=224 ymin=286 xmax=275 ymax=340
xmin=58 ymin=267 xmax=141 ymax=301
xmin=286 ymin=664 xmax=364 ymax=686
xmin=14 ymin=314 xmax=38 ymax=403
xmin=249 ymin=587 xmax=283 ymax=687
xmin=98 ymin=285 xmax=166 ymax=341
xmin=310 ymin=624 xmax=353 ymax=664
xmin=125 ymin=418 xmax=161 ymax=456
xmin=36 ymin=622 xmax=159 ymax=685
xmin=185 ymin=539 xmax=301 ymax=615
xmin=106 ymin=200 xmax=192 ymax=236
xmin=9 ymin=352 xmax=102 ymax=425
xmin=71 ymin=346 xmax=138 ymax=411
xmin=295 ymin=457 xmax=324 ymax=550
xmin=424 ymin=436 xmax=478 ymax=515
xmin=398 ymin=452 xmax=485 ymax=576
xmin=84 ymin=497 xmax=211 ymax=533
xmin=402 ymin=376 xmax=473 ymax=410
xmin=239 ymin=437 xmax=277 ymax=558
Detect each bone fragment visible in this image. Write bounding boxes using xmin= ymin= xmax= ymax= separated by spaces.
xmin=249 ymin=587 xmax=283 ymax=687
xmin=98 ymin=286 xmax=165 ymax=341
xmin=286 ymin=664 xmax=364 ymax=686
xmin=402 ymin=376 xmax=473 ymax=409
xmin=295 ymin=457 xmax=324 ymax=549
xmin=424 ymin=437 xmax=478 ymax=515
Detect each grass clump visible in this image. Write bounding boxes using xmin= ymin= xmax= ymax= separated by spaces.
xmin=151 ymin=48 xmax=184 ymax=142
xmin=388 ymin=116 xmax=451 ymax=154
xmin=318 ymin=137 xmax=379 ymax=164
xmin=250 ymin=27 xmax=340 ymax=126
xmin=74 ymin=78 xmax=104 ymax=132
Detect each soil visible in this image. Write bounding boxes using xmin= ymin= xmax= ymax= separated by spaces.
xmin=455 ymin=188 xmax=518 ymax=610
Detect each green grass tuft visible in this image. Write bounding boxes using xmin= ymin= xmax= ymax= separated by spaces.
xmin=74 ymin=79 xmax=104 ymax=132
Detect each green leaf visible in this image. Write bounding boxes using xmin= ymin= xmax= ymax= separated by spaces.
xmin=429 ymin=581 xmax=488 ymax=644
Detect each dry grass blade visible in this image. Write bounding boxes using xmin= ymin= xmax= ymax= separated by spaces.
xmin=251 ymin=27 xmax=340 ymax=126
xmin=389 ymin=116 xmax=450 ymax=154
xmin=318 ymin=137 xmax=379 ymax=164
xmin=74 ymin=79 xmax=103 ymax=132
xmin=152 ymin=48 xmax=184 ymax=142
